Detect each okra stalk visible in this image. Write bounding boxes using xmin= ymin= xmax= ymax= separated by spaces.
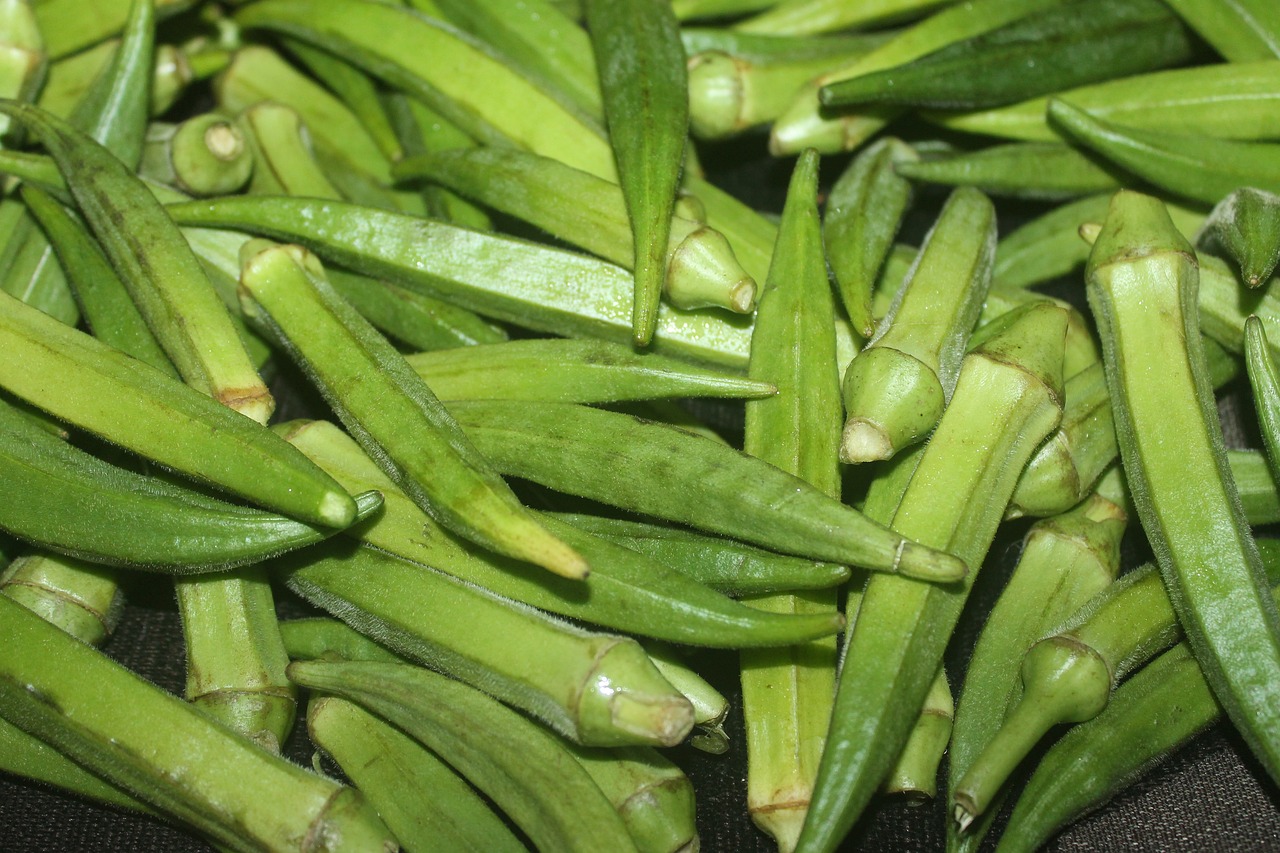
xmin=1 ymin=551 xmax=122 ymax=646
xmin=139 ymin=114 xmax=254 ymax=197
xmin=568 ymin=744 xmax=699 ymax=853
xmin=882 ymin=668 xmax=952 ymax=801
xmin=1085 ymin=190 xmax=1280 ymax=791
xmin=798 ymin=302 xmax=1067 ymax=853
xmin=840 ymin=187 xmax=995 ymax=463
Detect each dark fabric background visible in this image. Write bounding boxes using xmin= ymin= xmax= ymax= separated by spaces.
xmin=4 ymin=136 xmax=1280 ymax=852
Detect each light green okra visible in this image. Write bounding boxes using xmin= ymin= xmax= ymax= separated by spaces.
xmin=139 ymin=114 xmax=254 ymax=197
xmin=644 ymin=642 xmax=730 ymax=753
xmin=0 ymin=0 xmax=44 ymax=139
xmin=0 ymin=199 xmax=77 ymax=328
xmin=883 ymin=668 xmax=952 ymax=801
xmin=568 ymin=743 xmax=699 ymax=853
xmin=33 ymin=0 xmax=191 ymax=60
xmin=1160 ymin=0 xmax=1280 ymax=61
xmin=895 ymin=142 xmax=1126 ymax=200
xmin=736 ymin=0 xmax=951 ymax=36
xmin=1 ymin=551 xmax=122 ymax=646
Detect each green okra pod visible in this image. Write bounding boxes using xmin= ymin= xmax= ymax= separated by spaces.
xmin=167 ymin=194 xmax=755 ymax=369
xmin=0 ymin=199 xmax=77 ymax=328
xmin=644 ymin=642 xmax=730 ymax=753
xmin=139 ymin=114 xmax=254 ymax=197
xmin=797 ymin=302 xmax=1067 ymax=853
xmin=1232 ymin=448 xmax=1280 ymax=526
xmin=840 ymin=187 xmax=996 ymax=463
xmin=289 ymin=658 xmax=640 ymax=852
xmin=280 ymin=545 xmax=694 ymax=747
xmin=895 ymin=142 xmax=1126 ymax=200
xmin=883 ymin=668 xmax=952 ymax=801
xmin=823 ymin=137 xmax=917 ymax=339
xmin=736 ymin=0 xmax=950 ymax=36
xmin=279 ymin=418 xmax=844 ymax=647
xmin=0 ymin=0 xmax=44 ymax=140
xmin=307 ymin=695 xmax=526 ymax=853
xmin=1086 ymin=189 xmax=1280 ymax=792
xmin=446 ymin=398 xmax=965 ymax=581
xmin=239 ymin=240 xmax=587 ymax=580
xmin=1 ymin=551 xmax=122 ymax=647
xmin=1160 ymin=0 xmax=1280 ymax=61
xmin=33 ymin=0 xmax=190 ymax=60
xmin=568 ymin=743 xmax=699 ymax=853
xmin=1201 ymin=188 xmax=1280 ymax=288
xmin=932 ymin=61 xmax=1280 ymax=144
xmin=584 ymin=0 xmax=688 ymax=344
xmin=673 ymin=0 xmax=780 ymax=20
xmin=553 ymin=513 xmax=851 ymax=595
xmin=1246 ymin=318 xmax=1280 ymax=489
xmin=393 ymin=148 xmax=756 ymax=315
xmin=65 ymin=0 xmax=152 ymax=171
xmin=405 ymin=338 xmax=774 ymax=404
xmin=281 ymin=617 xmax=404 ymax=665
xmin=820 ymin=0 xmax=1193 ymax=111
xmin=0 ymin=595 xmax=397 ymax=852
xmin=0 ymin=290 xmax=356 ymax=527
xmin=1049 ymin=99 xmax=1280 ymax=205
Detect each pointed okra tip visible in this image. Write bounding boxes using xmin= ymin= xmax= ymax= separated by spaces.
xmin=1086 ymin=190 xmax=1196 ymax=274
xmin=895 ymin=539 xmax=967 ymax=584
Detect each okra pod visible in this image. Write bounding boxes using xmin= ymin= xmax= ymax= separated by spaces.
xmin=1 ymin=551 xmax=122 ymax=646
xmin=1201 ymin=188 xmax=1280 ymax=288
xmin=736 ymin=0 xmax=951 ymax=36
xmin=0 ymin=200 xmax=77 ymax=328
xmin=0 ymin=0 xmax=43 ymax=140
xmin=1086 ymin=190 xmax=1280 ymax=790
xmin=644 ymin=642 xmax=730 ymax=754
xmin=280 ymin=617 xmax=404 ymax=665
xmin=883 ymin=668 xmax=952 ymax=801
xmin=798 ymin=302 xmax=1067 ymax=852
xmin=568 ymin=743 xmax=699 ymax=853
xmin=33 ymin=0 xmax=190 ymax=60
xmin=895 ymin=142 xmax=1126 ymax=200
xmin=139 ymin=114 xmax=253 ymax=197
xmin=289 ymin=658 xmax=640 ymax=852
xmin=1161 ymin=0 xmax=1280 ymax=62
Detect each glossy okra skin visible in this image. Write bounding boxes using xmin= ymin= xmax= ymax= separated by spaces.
xmin=584 ymin=0 xmax=688 ymax=344
xmin=823 ymin=137 xmax=917 ymax=339
xmin=289 ymin=659 xmax=640 ymax=853
xmin=280 ymin=417 xmax=843 ymax=647
xmin=1160 ymin=0 xmax=1280 ymax=62
xmin=0 ymin=289 xmax=355 ymax=528
xmin=1086 ymin=190 xmax=1280 ymax=791
xmin=0 ymin=595 xmax=397 ymax=852
xmin=1202 ymin=188 xmax=1280 ymax=288
xmin=239 ymin=240 xmax=587 ymax=580
xmin=738 ymin=150 xmax=841 ymax=852
xmin=167 ymin=194 xmax=755 ymax=369
xmin=797 ymin=302 xmax=1067 ymax=853
xmin=840 ymin=187 xmax=995 ymax=463
xmin=279 ymin=540 xmax=694 ymax=747
xmin=447 ymin=398 xmax=964 ymax=581
xmin=307 ymin=695 xmax=526 ymax=853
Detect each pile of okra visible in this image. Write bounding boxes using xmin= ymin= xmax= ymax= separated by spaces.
xmin=5 ymin=0 xmax=1280 ymax=849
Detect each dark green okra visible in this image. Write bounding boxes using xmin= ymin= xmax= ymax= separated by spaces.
xmin=446 ymin=398 xmax=964 ymax=581
xmin=1049 ymin=99 xmax=1280 ymax=205
xmin=819 ymin=0 xmax=1194 ymax=111
xmin=307 ymin=695 xmax=526 ymax=853
xmin=823 ymin=137 xmax=917 ymax=339
xmin=840 ymin=187 xmax=995 ymax=463
xmin=1086 ymin=190 xmax=1280 ymax=792
xmin=1201 ymin=188 xmax=1280 ymax=288
xmin=289 ymin=659 xmax=640 ymax=853
xmin=0 ymin=289 xmax=356 ymax=528
xmin=895 ymin=142 xmax=1126 ymax=200
xmin=0 ymin=595 xmax=397 ymax=852
xmin=584 ymin=0 xmax=688 ymax=344
xmin=797 ymin=302 xmax=1067 ymax=853
xmin=280 ymin=418 xmax=843 ymax=647
xmin=166 ymin=194 xmax=755 ymax=369
xmin=239 ymin=241 xmax=588 ymax=580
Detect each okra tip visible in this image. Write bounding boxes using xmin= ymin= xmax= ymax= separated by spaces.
xmin=318 ymin=489 xmax=360 ymax=529
xmin=895 ymin=539 xmax=967 ymax=583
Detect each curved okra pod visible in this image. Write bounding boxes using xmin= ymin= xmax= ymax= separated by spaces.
xmin=393 ymin=148 xmax=756 ymax=314
xmin=166 ymin=194 xmax=755 ymax=369
xmin=823 ymin=137 xmax=917 ymax=339
xmin=1049 ymin=99 xmax=1280 ymax=205
xmin=0 ymin=101 xmax=273 ymax=424
xmin=895 ymin=142 xmax=1126 ymax=200
xmin=240 ymin=241 xmax=587 ymax=580
xmin=446 ymin=399 xmax=965 ymax=581
xmin=1201 ymin=188 xmax=1280 ymax=288
xmin=0 ymin=290 xmax=356 ymax=527
xmin=1085 ymin=190 xmax=1280 ymax=791
xmin=406 ymin=338 xmax=774 ymax=404
xmin=584 ymin=0 xmax=688 ymax=344
xmin=567 ymin=744 xmax=699 ymax=853
xmin=278 ymin=418 xmax=844 ymax=647
xmin=797 ymin=302 xmax=1067 ymax=853
xmin=840 ymin=187 xmax=996 ymax=463
xmin=33 ymin=0 xmax=189 ymax=61
xmin=932 ymin=61 xmax=1280 ymax=144
xmin=820 ymin=0 xmax=1193 ymax=111
xmin=1 ymin=551 xmax=122 ymax=646
xmin=553 ymin=513 xmax=851 ymax=595
xmin=1160 ymin=0 xmax=1280 ymax=62
xmin=0 ymin=595 xmax=397 ymax=852
xmin=883 ymin=668 xmax=952 ymax=801
xmin=307 ymin=695 xmax=526 ymax=853
xmin=947 ymin=473 xmax=1127 ymax=849
xmin=139 ymin=114 xmax=254 ymax=197
xmin=289 ymin=659 xmax=639 ymax=853
xmin=738 ymin=150 xmax=842 ymax=851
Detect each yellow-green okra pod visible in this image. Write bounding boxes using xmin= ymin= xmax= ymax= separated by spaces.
xmin=1085 ymin=189 xmax=1280 ymax=792
xmin=0 ymin=595 xmax=398 ymax=852
xmin=797 ymin=302 xmax=1067 ymax=853
xmin=840 ymin=187 xmax=995 ymax=463
xmin=567 ymin=744 xmax=699 ymax=853
xmin=0 ymin=0 xmax=44 ymax=140
xmin=393 ymin=148 xmax=756 ymax=314
xmin=289 ymin=658 xmax=640 ymax=852
xmin=1201 ymin=188 xmax=1280 ymax=288
xmin=279 ymin=418 xmax=844 ymax=647
xmin=32 ymin=0 xmax=190 ymax=60
xmin=240 ymin=241 xmax=587 ymax=580
xmin=673 ymin=0 xmax=779 ymax=20
xmin=882 ymin=668 xmax=952 ymax=801
xmin=644 ymin=642 xmax=730 ymax=754
xmin=447 ymin=398 xmax=965 ymax=581
xmin=735 ymin=0 xmax=950 ymax=36
xmin=584 ymin=0 xmax=688 ymax=344
xmin=280 ymin=546 xmax=693 ymax=748
xmin=1160 ymin=0 xmax=1280 ymax=62
xmin=307 ymin=695 xmax=526 ymax=853
xmin=737 ymin=150 xmax=841 ymax=852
